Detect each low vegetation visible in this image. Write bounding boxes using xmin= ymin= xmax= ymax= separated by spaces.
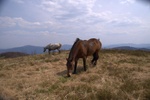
xmin=0 ymin=50 xmax=150 ymax=100
xmin=0 ymin=52 xmax=29 ymax=58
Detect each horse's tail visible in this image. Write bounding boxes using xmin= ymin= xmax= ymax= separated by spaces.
xmin=59 ymin=43 xmax=62 ymax=48
xmin=97 ymin=38 xmax=102 ymax=50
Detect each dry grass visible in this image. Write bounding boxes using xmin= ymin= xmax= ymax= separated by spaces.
xmin=0 ymin=50 xmax=150 ymax=100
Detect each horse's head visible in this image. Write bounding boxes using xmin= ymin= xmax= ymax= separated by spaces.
xmin=66 ymin=58 xmax=74 ymax=77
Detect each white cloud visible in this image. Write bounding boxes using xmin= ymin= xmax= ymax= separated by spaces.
xmin=109 ymin=17 xmax=142 ymax=27
xmin=0 ymin=17 xmax=16 ymax=27
xmin=41 ymin=0 xmax=62 ymax=12
xmin=40 ymin=0 xmax=66 ymax=18
xmin=0 ymin=17 xmax=55 ymax=30
xmin=120 ymin=0 xmax=135 ymax=4
xmin=0 ymin=0 xmax=150 ymax=48
xmin=39 ymin=0 xmax=96 ymax=21
xmin=38 ymin=0 xmax=112 ymax=26
xmin=68 ymin=0 xmax=96 ymax=13
xmin=14 ymin=18 xmax=42 ymax=29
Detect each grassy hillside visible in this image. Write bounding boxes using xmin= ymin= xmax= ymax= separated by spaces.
xmin=0 ymin=52 xmax=29 ymax=58
xmin=0 ymin=50 xmax=150 ymax=100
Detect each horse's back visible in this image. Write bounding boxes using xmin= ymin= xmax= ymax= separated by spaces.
xmin=51 ymin=43 xmax=61 ymax=49
xmin=87 ymin=38 xmax=101 ymax=53
xmin=76 ymin=38 xmax=101 ymax=56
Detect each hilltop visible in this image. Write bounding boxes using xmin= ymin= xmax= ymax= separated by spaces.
xmin=0 ymin=45 xmax=72 ymax=54
xmin=0 ymin=44 xmax=150 ymax=54
xmin=0 ymin=50 xmax=150 ymax=100
xmin=0 ymin=52 xmax=29 ymax=58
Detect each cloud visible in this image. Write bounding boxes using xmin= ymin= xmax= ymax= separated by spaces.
xmin=14 ymin=18 xmax=42 ymax=29
xmin=39 ymin=0 xmax=96 ymax=21
xmin=0 ymin=17 xmax=16 ymax=27
xmin=120 ymin=0 xmax=135 ymax=4
xmin=0 ymin=16 xmax=55 ymax=30
xmin=109 ymin=17 xmax=142 ymax=27
xmin=41 ymin=0 xmax=62 ymax=12
xmin=39 ymin=0 xmax=113 ymax=26
xmin=0 ymin=0 xmax=150 ymax=48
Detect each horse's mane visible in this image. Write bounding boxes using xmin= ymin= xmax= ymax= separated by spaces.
xmin=71 ymin=38 xmax=80 ymax=50
xmin=68 ymin=38 xmax=80 ymax=61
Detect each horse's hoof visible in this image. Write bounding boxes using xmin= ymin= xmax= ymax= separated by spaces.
xmin=72 ymin=72 xmax=77 ymax=74
xmin=68 ymin=75 xmax=71 ymax=77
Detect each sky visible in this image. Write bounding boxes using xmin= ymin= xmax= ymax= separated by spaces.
xmin=0 ymin=0 xmax=150 ymax=49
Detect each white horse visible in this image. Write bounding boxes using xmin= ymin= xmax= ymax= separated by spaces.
xmin=44 ymin=43 xmax=61 ymax=54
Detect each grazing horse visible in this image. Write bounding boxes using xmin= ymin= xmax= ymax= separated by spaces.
xmin=66 ymin=38 xmax=102 ymax=77
xmin=43 ymin=43 xmax=61 ymax=54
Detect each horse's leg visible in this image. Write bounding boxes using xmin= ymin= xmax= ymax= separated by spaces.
xmin=83 ymin=57 xmax=87 ymax=71
xmin=58 ymin=49 xmax=61 ymax=53
xmin=91 ymin=54 xmax=95 ymax=64
xmin=91 ymin=52 xmax=99 ymax=65
xmin=48 ymin=50 xmax=50 ymax=54
xmin=73 ymin=59 xmax=78 ymax=74
xmin=93 ymin=52 xmax=99 ymax=65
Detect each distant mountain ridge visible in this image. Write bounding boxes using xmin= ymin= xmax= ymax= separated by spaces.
xmin=105 ymin=44 xmax=150 ymax=49
xmin=0 ymin=44 xmax=149 ymax=54
xmin=112 ymin=46 xmax=137 ymax=50
xmin=112 ymin=46 xmax=150 ymax=51
xmin=0 ymin=45 xmax=43 ymax=54
xmin=0 ymin=45 xmax=72 ymax=54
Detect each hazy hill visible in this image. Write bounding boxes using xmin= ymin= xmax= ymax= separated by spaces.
xmin=112 ymin=46 xmax=150 ymax=51
xmin=0 ymin=44 xmax=149 ymax=54
xmin=0 ymin=45 xmax=72 ymax=54
xmin=0 ymin=45 xmax=43 ymax=54
xmin=61 ymin=44 xmax=72 ymax=50
xmin=105 ymin=43 xmax=150 ymax=49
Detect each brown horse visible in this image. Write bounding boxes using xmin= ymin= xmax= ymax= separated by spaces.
xmin=66 ymin=38 xmax=102 ymax=77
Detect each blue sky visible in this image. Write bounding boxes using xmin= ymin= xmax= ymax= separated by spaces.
xmin=0 ymin=0 xmax=150 ymax=49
